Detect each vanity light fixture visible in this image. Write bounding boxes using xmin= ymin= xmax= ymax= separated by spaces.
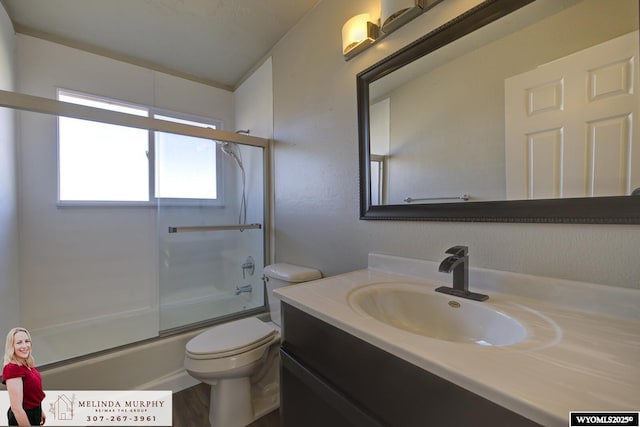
xmin=341 ymin=1 xmax=443 ymax=60
xmin=342 ymin=13 xmax=380 ymax=60
xmin=381 ymin=0 xmax=427 ymax=34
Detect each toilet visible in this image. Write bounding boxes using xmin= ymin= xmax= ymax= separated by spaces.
xmin=184 ymin=263 xmax=322 ymax=427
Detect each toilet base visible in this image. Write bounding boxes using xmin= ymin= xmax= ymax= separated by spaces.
xmin=207 ymin=379 xmax=280 ymax=427
xmin=207 ymin=350 xmax=280 ymax=427
xmin=209 ymin=377 xmax=252 ymax=427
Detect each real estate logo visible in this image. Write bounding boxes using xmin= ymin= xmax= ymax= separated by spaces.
xmin=49 ymin=393 xmax=76 ymax=421
xmin=38 ymin=390 xmax=172 ymax=425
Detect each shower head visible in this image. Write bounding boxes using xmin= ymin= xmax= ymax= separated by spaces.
xmin=207 ymin=127 xmax=244 ymax=167
xmin=205 ymin=128 xmax=247 ymax=224
xmin=221 ymin=141 xmax=235 ymax=156
xmin=217 ymin=141 xmax=243 ymax=169
xmin=211 ymin=138 xmax=234 ymax=154
xmin=218 ymin=137 xmax=247 ymax=226
xmin=207 ymin=128 xmax=249 ymax=151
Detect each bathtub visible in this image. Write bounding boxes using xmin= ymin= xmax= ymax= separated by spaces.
xmin=30 ymin=291 xmax=265 ymax=392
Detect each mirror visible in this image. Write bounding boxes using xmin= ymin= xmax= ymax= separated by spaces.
xmin=358 ymin=0 xmax=640 ymax=223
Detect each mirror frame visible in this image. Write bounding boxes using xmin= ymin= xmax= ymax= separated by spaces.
xmin=357 ymin=0 xmax=640 ymax=223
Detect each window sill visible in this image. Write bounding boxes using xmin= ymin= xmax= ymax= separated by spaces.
xmin=57 ymin=199 xmax=226 ymax=208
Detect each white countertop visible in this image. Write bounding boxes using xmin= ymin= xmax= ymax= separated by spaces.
xmin=275 ymin=254 xmax=640 ymax=427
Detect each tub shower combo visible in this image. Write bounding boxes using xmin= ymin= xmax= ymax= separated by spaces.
xmin=24 ymin=125 xmax=269 ymax=366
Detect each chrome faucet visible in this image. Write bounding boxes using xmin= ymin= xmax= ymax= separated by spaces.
xmin=242 ymin=256 xmax=255 ymax=279
xmin=435 ymin=245 xmax=488 ymax=301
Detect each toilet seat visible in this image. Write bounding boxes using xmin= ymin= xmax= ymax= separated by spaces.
xmin=186 ymin=317 xmax=278 ymax=360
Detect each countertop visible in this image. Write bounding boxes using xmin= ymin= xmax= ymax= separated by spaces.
xmin=274 ymin=254 xmax=640 ymax=427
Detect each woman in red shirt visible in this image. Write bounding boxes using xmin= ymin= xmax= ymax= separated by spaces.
xmin=2 ymin=328 xmax=46 ymax=426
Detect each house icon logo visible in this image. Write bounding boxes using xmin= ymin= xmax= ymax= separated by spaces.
xmin=50 ymin=393 xmax=75 ymax=421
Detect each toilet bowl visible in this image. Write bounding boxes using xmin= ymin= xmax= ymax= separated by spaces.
xmin=184 ymin=263 xmax=321 ymax=427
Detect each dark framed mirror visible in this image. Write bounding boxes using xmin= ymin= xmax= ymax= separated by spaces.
xmin=358 ymin=0 xmax=640 ymax=223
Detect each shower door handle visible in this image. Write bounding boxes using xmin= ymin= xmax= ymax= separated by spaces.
xmin=168 ymin=223 xmax=262 ymax=233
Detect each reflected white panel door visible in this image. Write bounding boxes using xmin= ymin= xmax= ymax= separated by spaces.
xmin=505 ymin=31 xmax=639 ymax=200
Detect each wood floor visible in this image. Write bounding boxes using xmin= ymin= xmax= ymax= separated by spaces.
xmin=172 ymin=383 xmax=280 ymax=427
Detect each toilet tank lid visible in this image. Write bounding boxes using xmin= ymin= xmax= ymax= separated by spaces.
xmin=264 ymin=263 xmax=322 ymax=282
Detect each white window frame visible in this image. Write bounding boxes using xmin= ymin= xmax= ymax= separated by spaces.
xmin=56 ymin=89 xmax=224 ymax=207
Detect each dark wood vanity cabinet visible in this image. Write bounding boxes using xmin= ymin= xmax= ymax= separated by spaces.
xmin=280 ymin=303 xmax=541 ymax=427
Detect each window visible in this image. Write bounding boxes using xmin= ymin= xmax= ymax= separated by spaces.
xmin=57 ymin=90 xmax=222 ymax=203
xmin=153 ymin=115 xmax=219 ymax=200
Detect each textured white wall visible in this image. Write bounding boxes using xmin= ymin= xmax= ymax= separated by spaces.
xmin=270 ymin=0 xmax=640 ymax=289
xmin=235 ymin=57 xmax=274 ymax=141
xmin=0 ymin=3 xmax=20 ymax=331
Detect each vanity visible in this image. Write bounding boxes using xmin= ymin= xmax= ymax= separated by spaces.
xmin=275 ymin=254 xmax=640 ymax=427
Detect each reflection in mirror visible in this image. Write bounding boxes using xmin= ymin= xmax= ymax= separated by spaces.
xmin=358 ymin=0 xmax=640 ymax=223
xmin=369 ymin=0 xmax=638 ymax=205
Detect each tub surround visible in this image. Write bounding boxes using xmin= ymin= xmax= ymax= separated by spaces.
xmin=275 ymin=253 xmax=640 ymax=426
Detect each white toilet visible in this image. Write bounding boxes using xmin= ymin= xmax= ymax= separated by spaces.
xmin=184 ymin=263 xmax=322 ymax=427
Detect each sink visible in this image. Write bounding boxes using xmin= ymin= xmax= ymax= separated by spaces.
xmin=348 ymin=282 xmax=527 ymax=346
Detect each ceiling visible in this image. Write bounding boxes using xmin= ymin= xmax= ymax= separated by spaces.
xmin=0 ymin=0 xmax=319 ymax=90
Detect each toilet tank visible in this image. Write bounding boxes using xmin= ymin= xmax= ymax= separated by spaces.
xmin=263 ymin=263 xmax=321 ymax=326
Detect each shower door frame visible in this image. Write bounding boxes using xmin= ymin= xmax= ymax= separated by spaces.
xmin=0 ymin=88 xmax=273 ymax=359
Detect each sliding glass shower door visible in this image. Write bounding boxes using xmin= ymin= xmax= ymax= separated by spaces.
xmin=157 ymin=135 xmax=266 ymax=332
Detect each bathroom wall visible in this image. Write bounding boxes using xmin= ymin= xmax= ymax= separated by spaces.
xmin=0 ymin=3 xmax=20 ymax=330
xmin=235 ymin=57 xmax=274 ymax=141
xmin=270 ymin=0 xmax=640 ymax=289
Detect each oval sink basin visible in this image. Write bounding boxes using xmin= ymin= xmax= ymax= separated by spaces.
xmin=348 ymin=283 xmax=526 ymax=346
